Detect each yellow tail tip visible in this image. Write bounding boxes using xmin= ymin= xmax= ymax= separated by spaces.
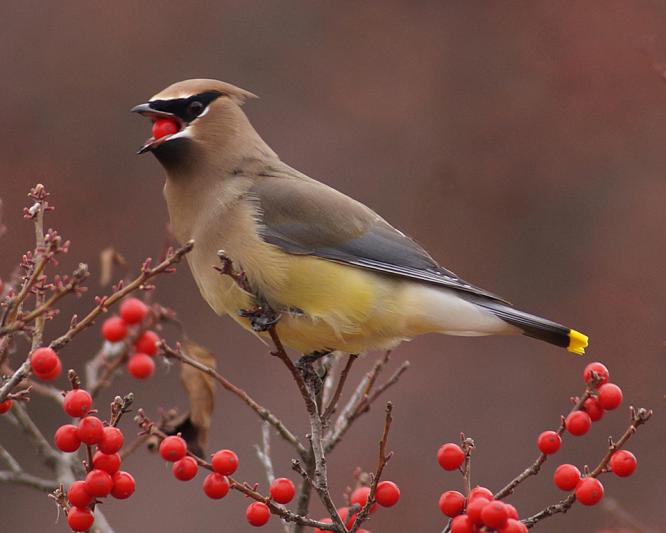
xmin=567 ymin=329 xmax=589 ymax=355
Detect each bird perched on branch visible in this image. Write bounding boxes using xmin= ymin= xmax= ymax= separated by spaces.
xmin=132 ymin=79 xmax=588 ymax=356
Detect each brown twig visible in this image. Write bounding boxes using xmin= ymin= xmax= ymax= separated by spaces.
xmin=460 ymin=434 xmax=475 ymax=497
xmin=160 ymin=340 xmax=307 ymax=458
xmin=522 ymin=406 xmax=653 ymax=528
xmin=50 ymin=240 xmax=193 ymax=351
xmin=349 ymin=402 xmax=394 ymax=533
xmin=494 ymin=382 xmax=597 ymax=500
xmin=322 ymin=354 xmax=358 ymax=421
xmin=325 ymin=355 xmax=408 ymax=454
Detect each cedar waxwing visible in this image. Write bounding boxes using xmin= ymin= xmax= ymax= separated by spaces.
xmin=131 ymin=79 xmax=588 ymax=356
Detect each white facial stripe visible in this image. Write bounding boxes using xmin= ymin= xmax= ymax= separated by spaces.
xmin=165 ymin=128 xmax=193 ymax=141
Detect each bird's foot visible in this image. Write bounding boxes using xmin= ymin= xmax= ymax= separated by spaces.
xmin=296 ymin=350 xmax=332 ymax=367
xmin=295 ymin=350 xmax=332 ymax=389
xmin=239 ymin=305 xmax=281 ymax=332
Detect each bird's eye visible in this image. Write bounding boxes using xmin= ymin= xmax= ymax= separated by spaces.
xmin=187 ymin=100 xmax=205 ymax=119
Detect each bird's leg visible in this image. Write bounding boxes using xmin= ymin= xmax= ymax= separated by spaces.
xmin=295 ymin=350 xmax=332 ymax=396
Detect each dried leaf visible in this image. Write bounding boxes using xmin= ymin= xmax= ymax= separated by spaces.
xmin=179 ymin=339 xmax=216 ymax=454
xmin=98 ymin=246 xmax=128 ymax=286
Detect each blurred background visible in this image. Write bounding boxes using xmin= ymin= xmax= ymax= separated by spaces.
xmin=0 ymin=1 xmax=664 ymax=532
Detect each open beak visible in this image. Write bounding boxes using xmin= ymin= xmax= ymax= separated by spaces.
xmin=131 ymin=103 xmax=184 ymax=154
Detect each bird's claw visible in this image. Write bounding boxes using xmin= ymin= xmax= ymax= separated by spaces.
xmin=239 ymin=306 xmax=281 ymax=332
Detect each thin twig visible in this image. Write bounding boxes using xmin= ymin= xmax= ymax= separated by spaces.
xmin=349 ymin=402 xmax=394 ymax=533
xmin=255 ymin=421 xmax=275 ymax=486
xmin=495 ymin=383 xmax=597 ymax=499
xmin=322 ymin=354 xmax=358 ymax=421
xmin=160 ymin=340 xmax=307 ymax=458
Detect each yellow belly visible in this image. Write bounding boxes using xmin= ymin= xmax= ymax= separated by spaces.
xmin=190 ymin=246 xmax=435 ymax=353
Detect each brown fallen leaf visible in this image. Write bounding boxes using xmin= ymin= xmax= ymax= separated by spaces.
xmin=98 ymin=246 xmax=128 ymax=286
xmin=179 ymin=339 xmax=216 ymax=454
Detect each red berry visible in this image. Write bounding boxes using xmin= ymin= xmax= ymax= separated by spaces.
xmin=565 ymin=410 xmax=592 ymax=436
xmin=553 ymin=464 xmax=581 ymax=491
xmin=67 ymin=480 xmax=93 ymax=508
xmin=77 ymin=416 xmax=105 ymax=445
xmin=159 ymin=435 xmax=187 ymax=462
xmin=609 ymin=450 xmax=637 ymax=477
xmin=127 ymin=353 xmax=155 ymax=379
xmin=85 ymin=469 xmax=113 ymax=497
xmin=451 ymin=514 xmax=475 ymax=533
xmin=505 ymin=503 xmax=519 ymax=520
xmin=351 ymin=486 xmax=371 ymax=507
xmin=246 ymin=501 xmax=270 ymax=527
xmin=202 ymin=472 xmax=230 ymax=499
xmin=101 ymin=316 xmax=127 ymax=342
xmin=469 ymin=486 xmax=494 ymax=501
xmin=98 ymin=426 xmax=124 ymax=454
xmin=438 ymin=490 xmax=465 ymax=517
xmin=437 ymin=443 xmax=465 ymax=471
xmin=375 ymin=480 xmax=400 ymax=507
xmin=30 ymin=347 xmax=59 ymax=376
xmin=93 ymin=451 xmax=121 ymax=474
xmin=598 ymin=383 xmax=623 ymax=410
xmin=583 ymin=397 xmax=604 ymax=421
xmin=467 ymin=496 xmax=490 ymax=525
xmin=38 ymin=355 xmax=62 ymax=381
xmin=536 ymin=430 xmax=561 ymax=454
xmin=481 ymin=501 xmax=509 ymax=529
xmin=135 ymin=330 xmax=159 ymax=356
xmin=152 ymin=118 xmax=179 ymax=140
xmin=111 ymin=471 xmax=136 ymax=499
xmin=314 ymin=518 xmax=333 ymax=533
xmin=583 ymin=362 xmax=609 ymax=386
xmin=63 ymin=389 xmax=93 ymax=418
xmin=211 ymin=449 xmax=239 ymax=475
xmin=0 ymin=399 xmax=12 ymax=414
xmin=55 ymin=424 xmax=81 ymax=452
xmin=500 ymin=518 xmax=528 ymax=533
xmin=119 ymin=297 xmax=148 ymax=324
xmin=269 ymin=477 xmax=296 ymax=504
xmin=67 ymin=507 xmax=94 ymax=532
xmin=172 ymin=456 xmax=199 ymax=481
xmin=575 ymin=477 xmax=604 ymax=505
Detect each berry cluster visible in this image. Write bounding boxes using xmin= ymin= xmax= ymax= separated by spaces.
xmin=437 ymin=443 xmax=525 ymax=533
xmin=158 ymin=435 xmax=284 ymax=528
xmin=436 ymin=361 xmax=640 ymax=532
xmin=53 ymin=385 xmax=135 ymax=532
xmin=100 ymin=297 xmax=160 ymax=380
xmin=546 ymin=362 xmax=635 ymax=506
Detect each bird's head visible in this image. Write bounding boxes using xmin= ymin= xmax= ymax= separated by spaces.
xmin=131 ymin=79 xmax=258 ymax=168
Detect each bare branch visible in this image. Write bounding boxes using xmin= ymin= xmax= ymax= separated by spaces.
xmin=160 ymin=340 xmax=306 ymax=458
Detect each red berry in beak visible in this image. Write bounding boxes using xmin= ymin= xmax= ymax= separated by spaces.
xmin=152 ymin=118 xmax=179 ymax=140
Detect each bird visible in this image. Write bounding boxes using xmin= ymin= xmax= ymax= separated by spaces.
xmin=131 ymin=78 xmax=588 ymax=357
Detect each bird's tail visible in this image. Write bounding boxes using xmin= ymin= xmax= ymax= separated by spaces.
xmin=470 ymin=298 xmax=588 ymax=355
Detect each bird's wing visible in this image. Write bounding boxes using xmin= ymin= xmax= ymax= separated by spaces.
xmin=245 ymin=163 xmax=508 ymax=303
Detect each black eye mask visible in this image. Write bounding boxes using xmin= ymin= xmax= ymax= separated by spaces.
xmin=148 ymin=90 xmax=223 ymax=123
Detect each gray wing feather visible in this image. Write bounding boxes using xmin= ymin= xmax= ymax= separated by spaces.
xmin=246 ymin=163 xmax=508 ymax=303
